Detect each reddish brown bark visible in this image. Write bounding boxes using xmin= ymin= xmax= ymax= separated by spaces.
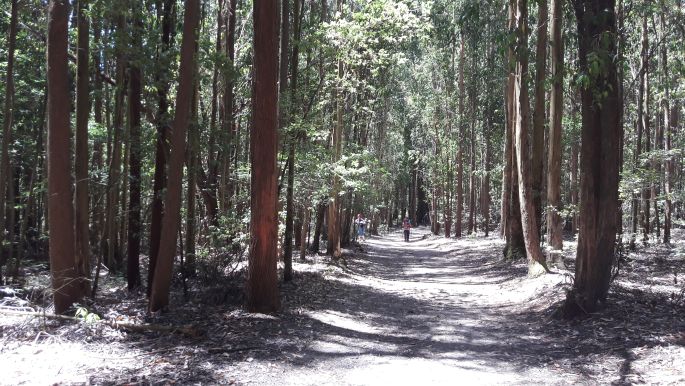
xmin=148 ymin=0 xmax=175 ymax=297
xmin=149 ymin=0 xmax=201 ymax=312
xmin=75 ymin=0 xmax=91 ymax=292
xmin=127 ymin=4 xmax=143 ymax=291
xmin=0 ymin=0 xmax=18 ymax=280
xmin=246 ymin=0 xmax=280 ymax=312
xmin=47 ymin=0 xmax=84 ymax=313
xmin=563 ymin=0 xmax=621 ymax=317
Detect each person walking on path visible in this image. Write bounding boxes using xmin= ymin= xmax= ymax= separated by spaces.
xmin=402 ymin=217 xmax=412 ymax=242
xmin=355 ymin=213 xmax=367 ymax=242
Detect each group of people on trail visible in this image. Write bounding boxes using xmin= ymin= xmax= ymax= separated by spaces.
xmin=354 ymin=213 xmax=413 ymax=242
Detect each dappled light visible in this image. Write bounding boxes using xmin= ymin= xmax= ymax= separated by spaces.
xmin=1 ymin=0 xmax=684 ymax=384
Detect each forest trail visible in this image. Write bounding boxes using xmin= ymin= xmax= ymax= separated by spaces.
xmin=223 ymin=228 xmax=679 ymax=385
xmin=268 ymin=228 xmax=564 ymax=385
xmin=3 ymin=228 xmax=684 ymax=385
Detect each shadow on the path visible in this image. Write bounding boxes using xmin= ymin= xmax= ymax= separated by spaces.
xmin=183 ymin=228 xmax=683 ymax=382
xmin=114 ymin=229 xmax=684 ymax=384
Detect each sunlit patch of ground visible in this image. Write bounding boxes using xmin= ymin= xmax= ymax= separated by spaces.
xmin=1 ymin=227 xmax=683 ymax=385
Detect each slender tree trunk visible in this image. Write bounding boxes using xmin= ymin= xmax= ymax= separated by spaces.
xmin=281 ymin=0 xmax=301 ymax=282
xmin=119 ymin=128 xmax=130 ymax=264
xmin=467 ymin=87 xmax=476 ymax=234
xmin=481 ymin=126 xmax=491 ymax=236
xmin=47 ymin=0 xmax=84 ymax=313
xmin=294 ymin=207 xmax=303 ymax=249
xmin=206 ymin=0 xmax=223 ymax=229
xmin=501 ymin=93 xmax=511 ymax=239
xmin=185 ymin=76 xmax=200 ymax=275
xmin=149 ymin=0 xmax=201 ymax=312
xmin=6 ymin=167 xmax=16 ymax=274
xmin=327 ymin=29 xmax=344 ymax=258
xmin=309 ymin=200 xmax=326 ymax=254
xmin=246 ymin=0 xmax=281 ymax=313
xmin=570 ymin=136 xmax=579 ymax=233
xmin=640 ymin=12 xmax=650 ymax=244
xmin=563 ymin=0 xmax=621 ymax=317
xmin=0 ymin=0 xmax=18 ymax=273
xmin=126 ymin=3 xmax=143 ymax=291
xmin=74 ymin=0 xmax=91 ymax=292
xmin=91 ymin=18 xmax=105 ymax=251
xmin=148 ymin=0 xmax=175 ymax=297
xmin=299 ymin=205 xmax=310 ymax=260
xmin=662 ymin=12 xmax=672 ymax=243
xmin=105 ymin=13 xmax=127 ymax=271
xmin=283 ymin=142 xmax=295 ymax=281
xmin=532 ymin=0 xmax=548 ymax=232
xmin=514 ymin=0 xmax=546 ymax=275
xmin=546 ymin=0 xmax=563 ymax=255
xmin=504 ymin=0 xmax=526 ymax=260
xmin=455 ymin=36 xmax=465 ymax=238
xmin=616 ymin=0 xmax=625 ymax=238
xmin=222 ymin=0 xmax=238 ymax=212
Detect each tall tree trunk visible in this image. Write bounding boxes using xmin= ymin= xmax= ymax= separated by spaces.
xmin=467 ymin=83 xmax=476 ymax=234
xmin=504 ymin=0 xmax=526 ymax=260
xmin=615 ymin=0 xmax=625 ymax=238
xmin=47 ymin=0 xmax=84 ymax=313
xmin=563 ymin=0 xmax=621 ymax=317
xmin=546 ymin=0 xmax=563 ymax=255
xmin=327 ymin=31 xmax=344 ymax=257
xmin=185 ymin=75 xmax=200 ymax=275
xmin=119 ymin=129 xmax=130 ymax=264
xmin=532 ymin=0 xmax=548 ymax=232
xmin=661 ymin=12 xmax=673 ymax=244
xmin=281 ymin=0 xmax=296 ymax=282
xmin=206 ymin=0 xmax=223 ymax=229
xmin=105 ymin=14 xmax=127 ymax=271
xmin=514 ymin=0 xmax=546 ymax=275
xmin=149 ymin=0 xmax=201 ymax=312
xmin=639 ymin=12 xmax=650 ymax=244
xmin=126 ymin=2 xmax=143 ymax=291
xmin=222 ymin=0 xmax=238 ymax=212
xmin=455 ymin=35 xmax=465 ymax=238
xmin=75 ymin=0 xmax=91 ymax=292
xmin=246 ymin=0 xmax=281 ymax=313
xmin=0 ymin=0 xmax=18 ymax=274
xmin=148 ymin=0 xmax=175 ymax=297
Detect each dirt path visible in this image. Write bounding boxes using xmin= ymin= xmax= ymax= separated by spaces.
xmin=219 ymin=228 xmax=684 ymax=385
xmin=2 ymin=228 xmax=684 ymax=385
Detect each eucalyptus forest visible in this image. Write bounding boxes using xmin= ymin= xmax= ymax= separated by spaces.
xmin=1 ymin=0 xmax=684 ymax=384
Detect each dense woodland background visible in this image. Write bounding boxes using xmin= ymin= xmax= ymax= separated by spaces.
xmin=0 ymin=0 xmax=683 ymax=317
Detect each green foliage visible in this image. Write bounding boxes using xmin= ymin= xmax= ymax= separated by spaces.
xmin=74 ymin=306 xmax=101 ymax=324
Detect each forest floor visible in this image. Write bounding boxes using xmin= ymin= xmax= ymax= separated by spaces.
xmin=1 ymin=227 xmax=684 ymax=385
